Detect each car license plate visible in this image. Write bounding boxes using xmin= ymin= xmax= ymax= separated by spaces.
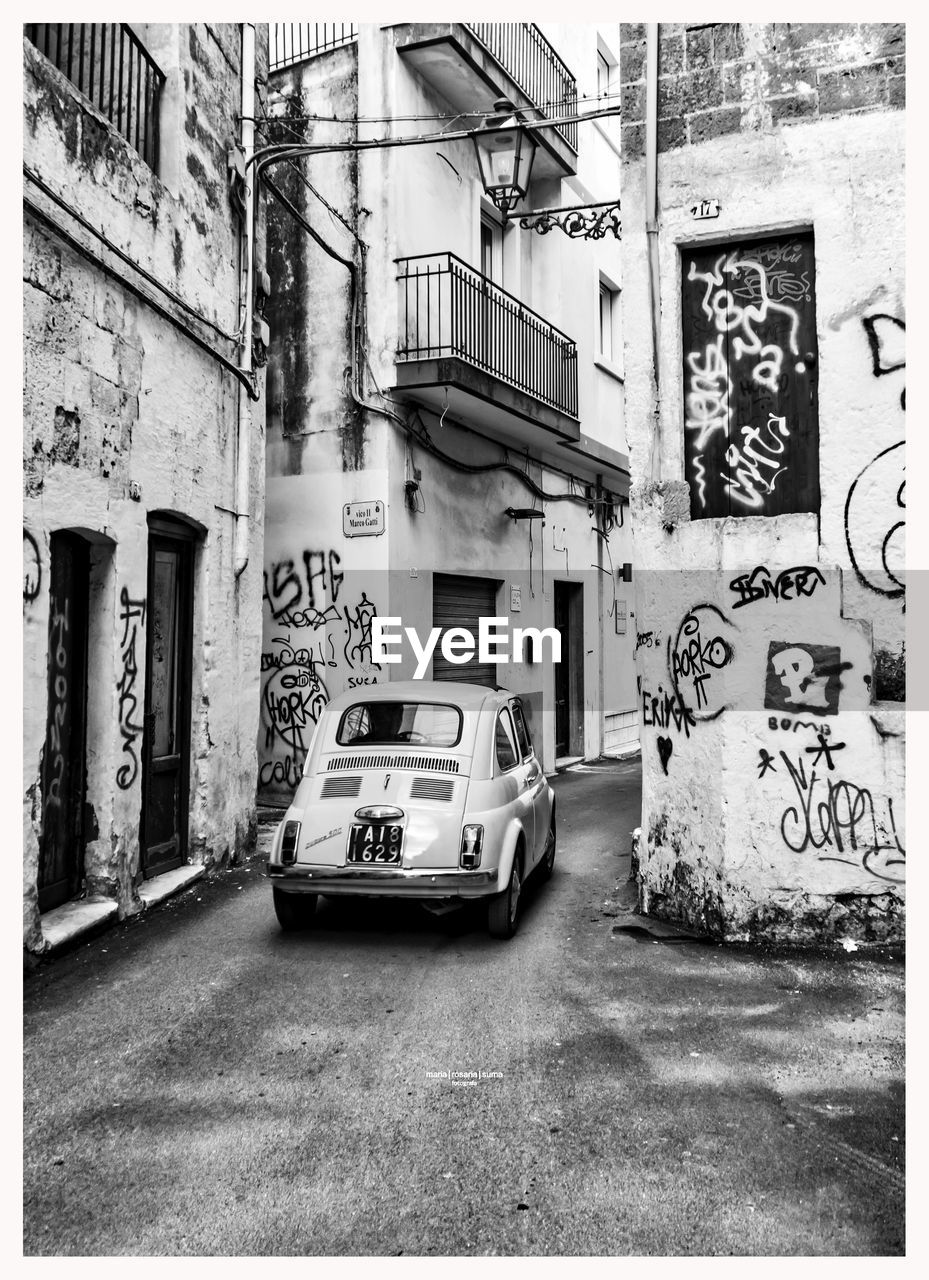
xmin=347 ymin=823 xmax=403 ymax=865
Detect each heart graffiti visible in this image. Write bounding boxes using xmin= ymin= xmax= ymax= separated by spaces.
xmin=657 ymin=736 xmax=674 ymax=776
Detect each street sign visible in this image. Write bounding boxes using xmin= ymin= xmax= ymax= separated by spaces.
xmin=343 ymin=500 xmax=385 ymax=537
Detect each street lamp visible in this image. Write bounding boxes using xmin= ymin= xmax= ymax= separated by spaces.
xmin=471 ymin=98 xmax=538 ymax=217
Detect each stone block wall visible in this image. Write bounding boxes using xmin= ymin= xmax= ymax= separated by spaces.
xmin=620 ymin=22 xmax=905 ymax=160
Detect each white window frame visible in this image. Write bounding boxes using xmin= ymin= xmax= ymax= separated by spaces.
xmin=595 ymin=271 xmax=623 ymax=380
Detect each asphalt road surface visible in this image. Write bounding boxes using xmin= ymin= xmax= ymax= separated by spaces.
xmin=23 ymin=759 xmax=904 ymax=1256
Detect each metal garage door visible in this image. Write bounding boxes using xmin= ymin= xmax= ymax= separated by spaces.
xmin=432 ymin=573 xmax=499 ymax=687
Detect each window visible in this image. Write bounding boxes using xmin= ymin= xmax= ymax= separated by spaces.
xmin=597 ymin=49 xmax=612 ymax=102
xmin=337 ymin=702 xmax=463 ymax=748
xmin=599 ymin=281 xmax=617 ymax=360
xmin=510 ymin=700 xmax=533 ymax=761
xmin=495 ymin=709 xmax=519 ymax=773
xmin=681 ymin=232 xmax=819 ymax=519
xmin=480 ymin=212 xmax=503 ymax=283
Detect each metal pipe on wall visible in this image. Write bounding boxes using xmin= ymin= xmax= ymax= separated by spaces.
xmin=645 ymin=22 xmax=662 ymax=482
xmin=234 ymin=22 xmax=256 ymax=579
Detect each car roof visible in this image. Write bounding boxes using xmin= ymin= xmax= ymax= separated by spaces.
xmin=323 ymin=680 xmax=507 ymax=714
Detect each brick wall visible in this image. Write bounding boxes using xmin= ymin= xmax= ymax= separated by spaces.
xmin=620 ymin=22 xmax=905 ymax=158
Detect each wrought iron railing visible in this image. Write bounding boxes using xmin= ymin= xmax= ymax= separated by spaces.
xmin=397 ymin=253 xmax=578 ymax=419
xmin=465 ymin=24 xmax=578 ymax=152
xmin=25 ymin=23 xmax=164 ymax=172
xmin=270 ymin=24 xmax=359 ymax=72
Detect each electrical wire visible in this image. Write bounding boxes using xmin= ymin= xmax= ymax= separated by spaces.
xmin=250 ymin=103 xmax=623 ymax=178
xmin=24 ymin=166 xmax=243 ymax=344
xmin=251 ymin=87 xmax=625 ymax=129
xmin=24 ymin=195 xmax=259 ymax=400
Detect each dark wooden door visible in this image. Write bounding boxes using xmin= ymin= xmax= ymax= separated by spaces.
xmin=140 ymin=531 xmax=193 ymax=878
xmin=553 ymin=582 xmax=569 ymax=756
xmin=38 ymin=532 xmax=90 ymax=912
xmin=681 ymin=233 xmax=819 ymax=518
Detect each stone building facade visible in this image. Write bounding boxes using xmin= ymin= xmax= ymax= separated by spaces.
xmin=23 ymin=24 xmax=268 ymax=952
xmin=620 ymin=23 xmax=905 ymax=942
xmin=259 ymin=23 xmax=635 ymax=800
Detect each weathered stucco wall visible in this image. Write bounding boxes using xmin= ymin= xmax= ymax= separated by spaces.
xmin=23 ymin=26 xmax=267 ymax=950
xmin=620 ymin=23 xmax=905 ymax=943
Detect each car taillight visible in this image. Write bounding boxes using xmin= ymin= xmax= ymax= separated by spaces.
xmin=459 ymin=824 xmax=483 ymax=869
xmin=280 ymin=820 xmax=301 ymax=865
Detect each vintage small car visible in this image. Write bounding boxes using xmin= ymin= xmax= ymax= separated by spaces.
xmin=265 ymin=681 xmax=556 ymax=938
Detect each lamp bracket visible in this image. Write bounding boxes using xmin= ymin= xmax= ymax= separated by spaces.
xmin=511 ymin=199 xmax=622 ymax=241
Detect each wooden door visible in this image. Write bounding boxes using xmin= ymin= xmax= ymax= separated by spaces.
xmin=553 ymin=582 xmax=569 ymax=756
xmin=38 ymin=532 xmax=90 ymax=912
xmin=140 ymin=530 xmax=193 ymax=877
xmin=681 ymin=233 xmax=820 ymax=518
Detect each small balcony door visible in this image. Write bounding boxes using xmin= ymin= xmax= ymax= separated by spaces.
xmin=140 ymin=521 xmax=194 ymax=878
xmin=38 ymin=532 xmax=90 ymax=913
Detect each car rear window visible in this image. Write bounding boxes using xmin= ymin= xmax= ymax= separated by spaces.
xmin=337 ymin=701 xmax=463 ymax=748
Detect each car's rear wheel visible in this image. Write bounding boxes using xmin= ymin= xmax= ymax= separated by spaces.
xmin=273 ymin=887 xmax=318 ymax=931
xmin=540 ymin=807 xmax=556 ymax=881
xmin=488 ymin=847 xmax=522 ymax=940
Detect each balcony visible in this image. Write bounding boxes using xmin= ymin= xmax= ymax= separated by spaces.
xmin=270 ymin=24 xmax=358 ymax=72
xmin=395 ymin=253 xmax=579 ymax=447
xmin=25 ymin=23 xmax=164 ymax=173
xmin=393 ymin=23 xmax=578 ymax=181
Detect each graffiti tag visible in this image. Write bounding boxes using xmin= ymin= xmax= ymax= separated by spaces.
xmin=730 ymin=564 xmax=825 ymax=609
xmin=116 ymin=588 xmax=146 ymax=790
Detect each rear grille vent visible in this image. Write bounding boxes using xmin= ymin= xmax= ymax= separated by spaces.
xmin=410 ymin=777 xmax=456 ymax=803
xmin=327 ymin=755 xmax=460 ymax=773
xmin=320 ymin=775 xmax=362 ymax=798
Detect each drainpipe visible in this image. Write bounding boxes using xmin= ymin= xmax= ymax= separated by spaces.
xmin=234 ymin=22 xmax=256 ymax=579
xmin=645 ymin=22 xmax=661 ymax=482
xmin=595 ymin=473 xmax=605 ymax=759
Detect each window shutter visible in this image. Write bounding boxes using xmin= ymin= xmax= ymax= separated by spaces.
xmin=432 ymin=573 xmax=499 ymax=687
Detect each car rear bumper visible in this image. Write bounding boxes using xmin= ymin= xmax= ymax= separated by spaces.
xmin=265 ymin=861 xmax=500 ymax=899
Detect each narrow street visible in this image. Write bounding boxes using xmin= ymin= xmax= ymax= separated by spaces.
xmin=23 ymin=760 xmax=904 ymax=1256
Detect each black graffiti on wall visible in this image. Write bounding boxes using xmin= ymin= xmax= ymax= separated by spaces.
xmin=23 ymin=530 xmax=41 ymax=606
xmin=640 ymin=683 xmax=696 ymax=738
xmin=260 ymin=636 xmax=330 ymax=789
xmin=778 ymin=750 xmax=905 ymax=884
xmin=729 ymin=565 xmax=825 ymax=609
xmin=116 ymin=589 xmax=146 ymax=790
xmin=764 ymin=642 xmax=844 ymax=717
xmin=845 ymin=315 xmax=905 ymax=601
xmin=767 ymin=715 xmax=832 ymax=737
xmin=669 ymin=604 xmax=734 ymax=717
xmin=862 ymin=313 xmax=905 ymax=409
xmin=656 ymin=735 xmax=674 ymax=775
xmin=845 ymin=442 xmax=905 ymax=601
xmin=343 ymin=591 xmax=381 ymax=671
xmin=263 ymin=550 xmax=345 ymax=623
xmin=634 ymin=630 xmax=659 ymax=655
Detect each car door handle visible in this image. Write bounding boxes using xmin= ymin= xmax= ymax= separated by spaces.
xmin=526 ymin=768 xmax=541 ymax=785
